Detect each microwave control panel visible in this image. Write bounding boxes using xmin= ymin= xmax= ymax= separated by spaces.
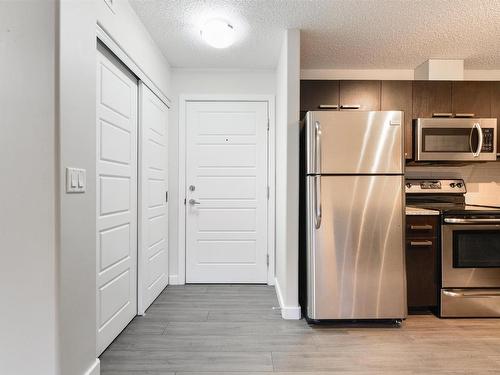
xmin=482 ymin=128 xmax=495 ymax=152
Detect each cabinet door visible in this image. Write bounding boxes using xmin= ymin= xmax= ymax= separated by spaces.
xmin=490 ymin=82 xmax=500 ymax=155
xmin=452 ymin=81 xmax=491 ymax=118
xmin=406 ymin=215 xmax=439 ymax=309
xmin=412 ymin=81 xmax=452 ymax=118
xmin=300 ymin=80 xmax=339 ymax=112
xmin=339 ymin=80 xmax=380 ymax=111
xmin=406 ymin=238 xmax=438 ymax=307
xmin=381 ymin=81 xmax=413 ymax=159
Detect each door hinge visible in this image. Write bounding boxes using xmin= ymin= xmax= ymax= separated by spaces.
xmin=267 ymin=118 xmax=270 ymax=131
xmin=267 ymin=186 xmax=270 ymax=199
xmin=266 ymin=254 xmax=269 ymax=266
xmin=184 ymin=198 xmax=186 ymax=205
xmin=165 ymin=191 xmax=168 ymax=203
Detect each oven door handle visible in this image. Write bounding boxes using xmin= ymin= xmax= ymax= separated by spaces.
xmin=444 ymin=218 xmax=500 ymax=224
xmin=443 ymin=290 xmax=500 ymax=298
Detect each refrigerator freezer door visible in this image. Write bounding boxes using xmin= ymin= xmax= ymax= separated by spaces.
xmin=306 ymin=175 xmax=407 ymax=320
xmin=306 ymin=111 xmax=404 ymax=175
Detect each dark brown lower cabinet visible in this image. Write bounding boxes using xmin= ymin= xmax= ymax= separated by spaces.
xmin=406 ymin=215 xmax=439 ymax=309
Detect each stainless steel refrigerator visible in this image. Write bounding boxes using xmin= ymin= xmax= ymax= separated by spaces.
xmin=303 ymin=111 xmax=407 ymax=321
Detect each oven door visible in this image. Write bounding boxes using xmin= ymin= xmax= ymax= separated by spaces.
xmin=442 ymin=220 xmax=500 ymax=288
xmin=415 ymin=118 xmax=497 ymax=161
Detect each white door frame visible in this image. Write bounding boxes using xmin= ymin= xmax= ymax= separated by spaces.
xmin=178 ymin=95 xmax=276 ymax=285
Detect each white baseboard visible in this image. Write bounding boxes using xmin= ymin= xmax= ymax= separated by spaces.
xmin=169 ymin=274 xmax=183 ymax=285
xmin=274 ymin=277 xmax=301 ymax=320
xmin=84 ymin=359 xmax=100 ymax=375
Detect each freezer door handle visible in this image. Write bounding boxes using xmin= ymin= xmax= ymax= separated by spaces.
xmin=314 ymin=175 xmax=322 ymax=229
xmin=314 ymin=121 xmax=322 ymax=173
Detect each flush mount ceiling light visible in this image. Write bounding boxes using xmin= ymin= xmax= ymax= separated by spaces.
xmin=200 ymin=18 xmax=235 ymax=49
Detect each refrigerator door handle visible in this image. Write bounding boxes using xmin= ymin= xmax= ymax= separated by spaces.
xmin=315 ymin=121 xmax=322 ymax=173
xmin=314 ymin=175 xmax=322 ymax=229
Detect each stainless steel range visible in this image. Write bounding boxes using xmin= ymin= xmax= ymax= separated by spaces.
xmin=406 ymin=179 xmax=500 ymax=317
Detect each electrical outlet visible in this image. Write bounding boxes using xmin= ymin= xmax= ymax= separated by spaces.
xmin=66 ymin=167 xmax=86 ymax=193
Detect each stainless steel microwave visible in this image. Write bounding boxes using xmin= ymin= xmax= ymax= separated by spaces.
xmin=414 ymin=118 xmax=497 ymax=162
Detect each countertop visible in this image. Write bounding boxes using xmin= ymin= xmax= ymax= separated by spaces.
xmin=405 ymin=206 xmax=440 ymax=216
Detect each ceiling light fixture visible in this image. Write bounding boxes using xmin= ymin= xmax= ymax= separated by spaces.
xmin=200 ymin=18 xmax=235 ymax=49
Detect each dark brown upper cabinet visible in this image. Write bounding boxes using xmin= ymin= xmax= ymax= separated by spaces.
xmin=300 ymin=80 xmax=339 ymax=112
xmin=491 ymin=82 xmax=500 ymax=155
xmin=452 ymin=81 xmax=491 ymax=118
xmin=412 ymin=81 xmax=452 ymax=118
xmin=339 ymin=80 xmax=381 ymax=111
xmin=381 ymin=81 xmax=413 ymax=159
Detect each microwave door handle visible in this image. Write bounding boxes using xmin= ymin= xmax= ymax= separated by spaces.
xmin=471 ymin=122 xmax=483 ymax=157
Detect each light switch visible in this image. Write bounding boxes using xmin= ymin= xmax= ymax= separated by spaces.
xmin=78 ymin=170 xmax=85 ymax=188
xmin=66 ymin=167 xmax=86 ymax=193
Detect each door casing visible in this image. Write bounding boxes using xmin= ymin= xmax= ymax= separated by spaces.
xmin=177 ymin=95 xmax=276 ymax=285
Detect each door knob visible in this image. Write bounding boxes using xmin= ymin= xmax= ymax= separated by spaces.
xmin=189 ymin=185 xmax=196 ymax=191
xmin=188 ymin=198 xmax=201 ymax=205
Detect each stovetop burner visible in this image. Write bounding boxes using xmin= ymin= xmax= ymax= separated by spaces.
xmin=406 ymin=178 xmax=500 ymax=218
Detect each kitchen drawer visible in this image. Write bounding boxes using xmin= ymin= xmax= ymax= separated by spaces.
xmin=441 ymin=289 xmax=500 ymax=317
xmin=406 ymin=215 xmax=439 ymax=238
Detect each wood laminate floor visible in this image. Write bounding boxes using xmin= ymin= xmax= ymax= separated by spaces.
xmin=100 ymin=285 xmax=500 ymax=374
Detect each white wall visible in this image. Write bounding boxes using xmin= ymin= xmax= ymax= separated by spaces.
xmin=0 ymin=2 xmax=58 ymax=374
xmin=274 ymin=29 xmax=301 ymax=319
xmin=168 ymin=68 xmax=276 ymax=282
xmin=1 ymin=1 xmax=171 ymax=374
xmin=301 ymin=68 xmax=500 ymax=81
xmin=301 ymin=69 xmax=415 ymax=80
xmin=58 ymin=1 xmax=98 ymax=375
xmin=97 ymin=0 xmax=171 ymax=98
xmin=56 ymin=1 xmax=172 ymax=374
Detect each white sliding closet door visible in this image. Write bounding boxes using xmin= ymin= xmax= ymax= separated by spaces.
xmin=96 ymin=45 xmax=138 ymax=355
xmin=138 ymin=82 xmax=169 ymax=313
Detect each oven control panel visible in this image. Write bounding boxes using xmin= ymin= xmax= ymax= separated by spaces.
xmin=405 ymin=179 xmax=467 ymax=194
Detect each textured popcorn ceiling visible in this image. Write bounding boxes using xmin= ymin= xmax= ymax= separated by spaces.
xmin=130 ymin=0 xmax=500 ymax=69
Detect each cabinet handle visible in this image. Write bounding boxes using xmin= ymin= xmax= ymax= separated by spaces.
xmin=432 ymin=113 xmax=453 ymax=118
xmin=455 ymin=113 xmax=475 ymax=118
xmin=340 ymin=104 xmax=361 ymax=110
xmin=410 ymin=224 xmax=433 ymax=230
xmin=410 ymin=240 xmax=433 ymax=247
xmin=318 ymin=104 xmax=339 ymax=109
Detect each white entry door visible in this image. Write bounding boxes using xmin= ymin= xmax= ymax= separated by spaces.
xmin=185 ymin=101 xmax=269 ymax=283
xmin=138 ymin=82 xmax=169 ymax=313
xmin=96 ymin=45 xmax=138 ymax=355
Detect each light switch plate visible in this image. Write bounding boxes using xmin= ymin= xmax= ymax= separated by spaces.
xmin=66 ymin=167 xmax=86 ymax=193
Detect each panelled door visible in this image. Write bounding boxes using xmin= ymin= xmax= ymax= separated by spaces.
xmin=185 ymin=101 xmax=268 ymax=283
xmin=139 ymin=82 xmax=169 ymax=313
xmin=96 ymin=45 xmax=138 ymax=355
